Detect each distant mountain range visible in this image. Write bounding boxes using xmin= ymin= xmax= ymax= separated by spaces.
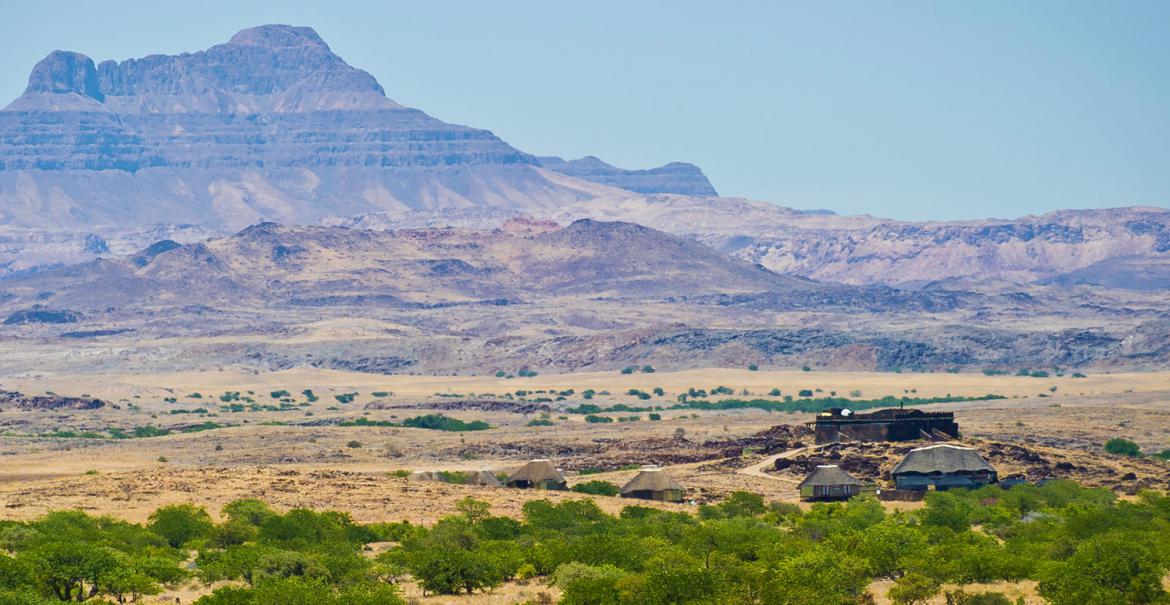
xmin=0 ymin=23 xmax=1167 ymax=295
xmin=4 ymin=220 xmax=1166 ymax=375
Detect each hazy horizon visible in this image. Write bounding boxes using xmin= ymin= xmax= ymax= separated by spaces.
xmin=1 ymin=0 xmax=1167 ymax=221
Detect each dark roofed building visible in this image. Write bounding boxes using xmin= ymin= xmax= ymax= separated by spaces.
xmin=620 ymin=466 xmax=685 ymax=502
xmin=798 ymin=465 xmax=866 ymax=501
xmin=809 ymin=407 xmax=960 ymax=444
xmin=505 ymin=459 xmax=567 ymax=490
xmin=892 ymin=443 xmax=997 ymax=491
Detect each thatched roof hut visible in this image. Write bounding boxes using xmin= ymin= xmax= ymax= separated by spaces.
xmin=505 ymin=459 xmax=567 ymax=490
xmin=468 ymin=470 xmax=501 ymax=487
xmin=892 ymin=443 xmax=997 ymax=490
xmin=620 ymin=466 xmax=685 ymax=502
xmin=798 ymin=465 xmax=864 ymax=501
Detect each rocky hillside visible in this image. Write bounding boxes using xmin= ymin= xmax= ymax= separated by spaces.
xmin=709 ymin=206 xmax=1170 ymax=288
xmin=0 ymin=220 xmax=810 ymax=314
xmin=2 ymin=220 xmax=1167 ymax=375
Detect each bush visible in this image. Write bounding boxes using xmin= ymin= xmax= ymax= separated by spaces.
xmin=346 ymin=440 xmax=362 ymax=449
xmin=1104 ymin=437 xmax=1142 ymax=457
xmin=584 ymin=415 xmax=613 ymax=424
xmin=571 ymin=481 xmax=620 ymax=496
xmin=401 ymin=414 xmax=490 ymax=432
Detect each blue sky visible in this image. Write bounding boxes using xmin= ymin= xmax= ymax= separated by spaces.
xmin=1 ymin=0 xmax=1167 ymax=220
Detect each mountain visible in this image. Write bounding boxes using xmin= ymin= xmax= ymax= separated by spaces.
xmin=0 ymin=25 xmax=706 ymax=231
xmin=2 ymin=220 xmax=1167 ymax=375
xmin=537 ymin=156 xmax=718 ymax=196
xmin=709 ymin=206 xmax=1170 ymax=288
xmin=0 ymin=220 xmax=808 ymax=313
xmin=1 ymin=24 xmax=1168 ymax=292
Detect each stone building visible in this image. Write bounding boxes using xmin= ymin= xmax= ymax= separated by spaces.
xmin=809 ymin=408 xmax=959 ymax=444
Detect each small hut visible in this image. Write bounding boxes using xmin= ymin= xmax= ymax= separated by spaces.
xmin=505 ymin=459 xmax=567 ymax=490
xmin=798 ymin=465 xmax=864 ymax=501
xmin=620 ymin=466 xmax=685 ymax=502
xmin=467 ymin=470 xmax=502 ymax=487
xmin=892 ymin=443 xmax=997 ymax=491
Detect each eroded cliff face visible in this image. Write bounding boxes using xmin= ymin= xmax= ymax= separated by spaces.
xmin=0 ymin=25 xmax=604 ymax=230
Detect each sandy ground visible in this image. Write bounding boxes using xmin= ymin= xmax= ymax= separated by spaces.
xmin=0 ymin=368 xmax=1166 ymax=603
xmin=4 ymin=366 xmax=1165 ymax=402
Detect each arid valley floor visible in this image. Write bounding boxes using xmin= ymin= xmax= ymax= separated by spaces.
xmin=0 ymin=367 xmax=1167 ymax=603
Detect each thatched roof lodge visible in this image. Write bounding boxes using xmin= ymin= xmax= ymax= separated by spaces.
xmin=620 ymin=466 xmax=685 ymax=502
xmin=798 ymin=465 xmax=865 ymax=501
xmin=892 ymin=443 xmax=997 ymax=491
xmin=505 ymin=459 xmax=567 ymax=490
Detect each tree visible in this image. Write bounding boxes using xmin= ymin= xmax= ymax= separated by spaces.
xmin=1039 ymin=532 xmax=1168 ymax=605
xmin=888 ymin=571 xmax=939 ymax=605
xmin=554 ymin=562 xmax=627 ymax=605
xmin=395 ymin=519 xmax=522 ymax=595
xmin=456 ymin=497 xmax=491 ymax=525
xmin=149 ymin=503 xmax=213 ymax=548
xmin=26 ymin=541 xmax=116 ymax=602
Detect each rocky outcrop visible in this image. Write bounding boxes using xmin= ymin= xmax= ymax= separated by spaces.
xmin=0 ymin=390 xmax=105 ymax=410
xmin=538 ymin=156 xmax=717 ymax=196
xmin=3 ymin=308 xmax=80 ymax=324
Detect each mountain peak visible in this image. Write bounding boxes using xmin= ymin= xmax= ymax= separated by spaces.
xmin=6 ymin=24 xmax=394 ymax=113
xmin=228 ymin=24 xmax=329 ymax=49
xmin=26 ymin=51 xmax=104 ymax=101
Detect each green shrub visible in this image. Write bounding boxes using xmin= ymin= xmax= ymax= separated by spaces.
xmin=571 ymin=481 xmax=620 ymax=496
xmin=1104 ymin=438 xmax=1142 ymax=457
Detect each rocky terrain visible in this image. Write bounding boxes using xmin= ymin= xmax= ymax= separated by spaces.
xmin=714 ymin=206 xmax=1170 ymax=287
xmin=0 ymin=219 xmax=1167 ymax=375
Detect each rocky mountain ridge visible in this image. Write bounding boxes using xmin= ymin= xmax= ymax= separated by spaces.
xmin=1 ymin=220 xmax=1167 ymax=375
xmin=537 ymin=156 xmax=718 ymax=196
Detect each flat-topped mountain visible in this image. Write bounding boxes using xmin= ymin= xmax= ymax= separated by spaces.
xmin=0 ymin=25 xmax=709 ymax=231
